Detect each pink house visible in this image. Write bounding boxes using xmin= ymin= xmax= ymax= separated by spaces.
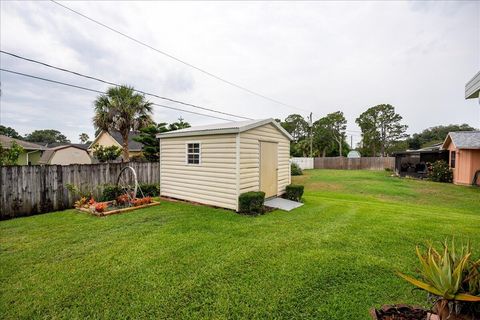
xmin=442 ymin=131 xmax=480 ymax=185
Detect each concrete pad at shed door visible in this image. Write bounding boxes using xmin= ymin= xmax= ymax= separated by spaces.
xmin=264 ymin=198 xmax=303 ymax=211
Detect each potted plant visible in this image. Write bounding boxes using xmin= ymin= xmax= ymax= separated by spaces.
xmin=396 ymin=240 xmax=480 ymax=320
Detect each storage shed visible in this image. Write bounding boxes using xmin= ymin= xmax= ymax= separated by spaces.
xmin=156 ymin=119 xmax=293 ymax=211
xmin=39 ymin=145 xmax=92 ymax=165
xmin=442 ymin=131 xmax=480 ymax=185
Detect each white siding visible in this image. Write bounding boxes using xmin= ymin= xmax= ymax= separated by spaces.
xmin=160 ymin=134 xmax=238 ymax=210
xmin=239 ymin=123 xmax=290 ymax=195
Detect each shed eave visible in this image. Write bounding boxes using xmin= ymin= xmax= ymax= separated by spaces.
xmin=157 ymin=128 xmax=240 ymax=138
xmin=156 ymin=118 xmax=294 ymax=141
xmin=465 ymin=71 xmax=480 ymax=99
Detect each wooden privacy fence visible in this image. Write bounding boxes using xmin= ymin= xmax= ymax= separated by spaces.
xmin=314 ymin=157 xmax=395 ymax=170
xmin=0 ymin=162 xmax=159 ymax=219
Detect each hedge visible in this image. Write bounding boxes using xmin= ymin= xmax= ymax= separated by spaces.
xmin=285 ymin=184 xmax=304 ymax=202
xmin=238 ymin=191 xmax=265 ymax=215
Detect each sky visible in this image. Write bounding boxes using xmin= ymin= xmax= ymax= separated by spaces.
xmin=1 ymin=1 xmax=479 ymax=146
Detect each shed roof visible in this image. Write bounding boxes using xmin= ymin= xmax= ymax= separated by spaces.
xmin=0 ymin=135 xmax=46 ymax=150
xmin=46 ymin=142 xmax=89 ymax=150
xmin=39 ymin=145 xmax=89 ymax=164
xmin=156 ymin=119 xmax=293 ymax=140
xmin=442 ymin=131 xmax=480 ymax=150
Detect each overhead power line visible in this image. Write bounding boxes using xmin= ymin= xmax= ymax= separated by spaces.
xmin=0 ymin=68 xmax=234 ymax=122
xmin=0 ymin=50 xmax=252 ymax=121
xmin=49 ymin=0 xmax=312 ymax=115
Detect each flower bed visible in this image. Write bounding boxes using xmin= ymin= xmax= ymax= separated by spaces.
xmin=74 ymin=196 xmax=160 ymax=216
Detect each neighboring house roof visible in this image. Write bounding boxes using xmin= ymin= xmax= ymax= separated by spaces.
xmin=394 ymin=143 xmax=447 ymax=156
xmin=45 ymin=142 xmax=89 ymax=150
xmin=442 ymin=131 xmax=480 ymax=150
xmin=466 ymin=71 xmax=480 ymax=99
xmin=89 ymin=130 xmax=143 ymax=151
xmin=156 ymin=119 xmax=294 ymax=140
xmin=415 ymin=143 xmax=443 ymax=152
xmin=0 ymin=135 xmax=46 ymax=151
xmin=38 ymin=145 xmax=89 ymax=164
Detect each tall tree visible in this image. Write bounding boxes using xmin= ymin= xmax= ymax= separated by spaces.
xmin=279 ymin=114 xmax=310 ymax=156
xmin=356 ymin=104 xmax=407 ymax=157
xmin=93 ymin=85 xmax=153 ymax=160
xmin=407 ymin=124 xmax=476 ymax=149
xmin=79 ymin=133 xmax=90 ymax=144
xmin=25 ymin=129 xmax=70 ymax=144
xmin=280 ymin=114 xmax=309 ymax=142
xmin=134 ymin=122 xmax=170 ymax=161
xmin=324 ymin=111 xmax=347 ymax=157
xmin=0 ymin=125 xmax=22 ymax=139
xmin=312 ymin=117 xmax=334 ymax=157
xmin=168 ymin=117 xmax=190 ymax=131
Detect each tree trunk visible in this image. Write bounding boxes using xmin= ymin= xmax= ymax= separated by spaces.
xmin=339 ymin=141 xmax=342 ymax=157
xmin=122 ymin=132 xmax=130 ymax=161
xmin=322 ymin=148 xmax=326 ymax=158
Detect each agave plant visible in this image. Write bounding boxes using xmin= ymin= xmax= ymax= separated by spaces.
xmin=397 ymin=240 xmax=480 ymax=302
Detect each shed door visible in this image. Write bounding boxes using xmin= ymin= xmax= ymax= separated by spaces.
xmin=260 ymin=141 xmax=278 ymax=198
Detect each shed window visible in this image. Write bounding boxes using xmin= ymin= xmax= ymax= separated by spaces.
xmin=187 ymin=143 xmax=200 ymax=164
xmin=450 ymin=151 xmax=456 ymax=168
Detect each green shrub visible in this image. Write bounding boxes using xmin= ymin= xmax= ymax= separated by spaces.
xmin=285 ymin=184 xmax=304 ymax=202
xmin=291 ymin=162 xmax=303 ymax=176
xmin=92 ymin=145 xmax=122 ymax=163
xmin=101 ymin=184 xmax=122 ymax=201
xmin=138 ymin=183 xmax=159 ymax=197
xmin=65 ymin=183 xmax=93 ymax=199
xmin=238 ymin=191 xmax=265 ymax=215
xmin=428 ymin=160 xmax=453 ymax=183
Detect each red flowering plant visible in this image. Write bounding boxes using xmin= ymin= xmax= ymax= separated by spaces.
xmin=116 ymin=194 xmax=130 ymax=205
xmin=94 ymin=202 xmax=108 ymax=213
xmin=88 ymin=197 xmax=96 ymax=206
xmin=131 ymin=198 xmax=142 ymax=207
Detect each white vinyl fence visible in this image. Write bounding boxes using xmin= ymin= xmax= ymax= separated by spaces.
xmin=291 ymin=157 xmax=314 ymax=170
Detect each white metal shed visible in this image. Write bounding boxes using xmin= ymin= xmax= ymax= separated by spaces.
xmin=156 ymin=119 xmax=293 ymax=211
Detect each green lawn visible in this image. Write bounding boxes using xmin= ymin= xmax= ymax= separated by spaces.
xmin=1 ymin=170 xmax=479 ymax=319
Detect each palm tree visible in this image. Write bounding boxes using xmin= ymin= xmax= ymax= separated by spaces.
xmin=93 ymin=85 xmax=153 ymax=160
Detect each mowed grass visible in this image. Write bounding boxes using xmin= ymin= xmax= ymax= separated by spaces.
xmin=1 ymin=170 xmax=479 ymax=319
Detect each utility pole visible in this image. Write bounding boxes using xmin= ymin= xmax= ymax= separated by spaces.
xmin=309 ymin=113 xmax=313 ymax=157
xmin=350 ymin=135 xmax=353 ymax=150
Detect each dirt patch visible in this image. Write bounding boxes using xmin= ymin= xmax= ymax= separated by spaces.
xmin=305 ymin=181 xmax=345 ymax=192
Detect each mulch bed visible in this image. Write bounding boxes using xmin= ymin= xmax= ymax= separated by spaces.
xmin=77 ymin=201 xmax=160 ymax=217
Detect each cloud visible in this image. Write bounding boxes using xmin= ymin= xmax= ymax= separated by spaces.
xmin=1 ymin=0 xmax=478 ymax=145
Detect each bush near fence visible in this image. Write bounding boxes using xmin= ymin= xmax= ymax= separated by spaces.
xmin=313 ymin=157 xmax=395 ymax=170
xmin=0 ymin=162 xmax=159 ymax=219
